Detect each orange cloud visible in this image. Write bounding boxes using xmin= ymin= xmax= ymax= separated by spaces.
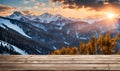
xmin=25 ymin=7 xmax=32 ymax=10
xmin=19 ymin=6 xmax=117 ymax=19
xmin=0 ymin=4 xmax=18 ymax=16
xmin=21 ymin=10 xmax=35 ymax=15
xmin=52 ymin=0 xmax=120 ymax=10
xmin=31 ymin=7 xmax=103 ymax=19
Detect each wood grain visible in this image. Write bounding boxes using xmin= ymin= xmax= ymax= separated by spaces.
xmin=0 ymin=55 xmax=120 ymax=70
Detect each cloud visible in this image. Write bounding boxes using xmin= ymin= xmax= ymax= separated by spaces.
xmin=0 ymin=4 xmax=16 ymax=11
xmin=32 ymin=2 xmax=45 ymax=10
xmin=23 ymin=0 xmax=36 ymax=4
xmin=36 ymin=2 xmax=45 ymax=6
xmin=0 ymin=4 xmax=18 ymax=16
xmin=33 ymin=6 xmax=39 ymax=9
xmin=21 ymin=10 xmax=35 ymax=15
xmin=52 ymin=0 xmax=120 ymax=9
xmin=25 ymin=7 xmax=32 ymax=10
xmin=23 ymin=0 xmax=28 ymax=4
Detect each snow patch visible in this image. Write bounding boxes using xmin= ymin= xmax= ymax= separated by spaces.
xmin=9 ymin=15 xmax=21 ymax=20
xmin=12 ymin=46 xmax=28 ymax=55
xmin=75 ymin=32 xmax=79 ymax=38
xmin=0 ymin=18 xmax=31 ymax=38
xmin=36 ymin=49 xmax=41 ymax=53
xmin=53 ymin=46 xmax=57 ymax=50
xmin=64 ymin=41 xmax=70 ymax=45
xmin=39 ymin=25 xmax=47 ymax=31
xmin=67 ymin=30 xmax=70 ymax=34
xmin=0 ymin=40 xmax=28 ymax=55
xmin=0 ymin=23 xmax=6 ymax=29
xmin=0 ymin=40 xmax=9 ymax=47
xmin=79 ymin=37 xmax=87 ymax=40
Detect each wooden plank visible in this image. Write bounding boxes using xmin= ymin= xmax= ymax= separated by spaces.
xmin=0 ymin=55 xmax=120 ymax=59
xmin=0 ymin=55 xmax=119 ymax=70
xmin=0 ymin=55 xmax=120 ymax=60
xmin=0 ymin=64 xmax=109 ymax=70
xmin=109 ymin=64 xmax=120 ymax=70
xmin=0 ymin=60 xmax=120 ymax=64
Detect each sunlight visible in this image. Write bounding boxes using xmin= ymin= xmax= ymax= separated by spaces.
xmin=104 ymin=11 xmax=119 ymax=20
xmin=107 ymin=13 xmax=115 ymax=19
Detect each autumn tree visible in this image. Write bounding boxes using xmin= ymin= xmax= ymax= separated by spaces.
xmin=87 ymin=37 xmax=97 ymax=54
xmin=60 ymin=47 xmax=67 ymax=55
xmin=79 ymin=42 xmax=88 ymax=54
xmin=52 ymin=50 xmax=61 ymax=55
xmin=97 ymin=33 xmax=120 ymax=54
xmin=71 ymin=47 xmax=79 ymax=55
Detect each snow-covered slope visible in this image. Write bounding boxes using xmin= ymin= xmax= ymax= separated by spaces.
xmin=0 ymin=18 xmax=31 ymax=38
xmin=0 ymin=40 xmax=28 ymax=55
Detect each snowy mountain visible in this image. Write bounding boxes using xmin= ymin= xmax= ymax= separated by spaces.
xmin=38 ymin=13 xmax=63 ymax=23
xmin=0 ymin=17 xmax=54 ymax=54
xmin=8 ymin=11 xmax=22 ymax=20
xmin=0 ymin=11 xmax=120 ymax=55
xmin=8 ymin=11 xmax=72 ymax=24
xmin=0 ymin=16 xmax=79 ymax=54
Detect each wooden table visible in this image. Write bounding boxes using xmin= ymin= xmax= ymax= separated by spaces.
xmin=0 ymin=55 xmax=120 ymax=70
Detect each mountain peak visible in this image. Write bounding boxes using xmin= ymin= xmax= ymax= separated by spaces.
xmin=40 ymin=13 xmax=63 ymax=18
xmin=37 ymin=13 xmax=61 ymax=23
xmin=39 ymin=12 xmax=52 ymax=18
xmin=42 ymin=12 xmax=52 ymax=15
xmin=12 ymin=11 xmax=22 ymax=16
xmin=8 ymin=11 xmax=23 ymax=20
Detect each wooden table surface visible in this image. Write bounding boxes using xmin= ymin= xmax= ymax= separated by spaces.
xmin=0 ymin=55 xmax=120 ymax=70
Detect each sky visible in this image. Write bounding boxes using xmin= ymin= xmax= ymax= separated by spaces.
xmin=0 ymin=0 xmax=120 ymax=19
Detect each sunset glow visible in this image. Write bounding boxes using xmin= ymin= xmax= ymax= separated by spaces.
xmin=106 ymin=12 xmax=116 ymax=19
xmin=0 ymin=0 xmax=119 ymax=19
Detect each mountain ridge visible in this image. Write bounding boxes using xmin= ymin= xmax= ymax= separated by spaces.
xmin=0 ymin=11 xmax=120 ymax=55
